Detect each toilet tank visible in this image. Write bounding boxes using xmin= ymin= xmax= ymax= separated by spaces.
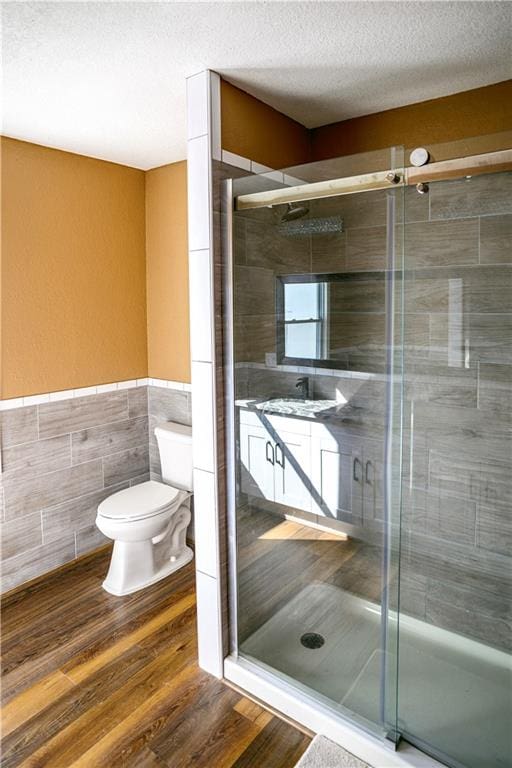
xmin=154 ymin=422 xmax=193 ymax=491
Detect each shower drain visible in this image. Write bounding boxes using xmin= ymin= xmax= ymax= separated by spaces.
xmin=300 ymin=632 xmax=325 ymax=649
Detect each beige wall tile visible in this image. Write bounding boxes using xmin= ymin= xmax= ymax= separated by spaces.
xmin=480 ymin=214 xmax=512 ymax=264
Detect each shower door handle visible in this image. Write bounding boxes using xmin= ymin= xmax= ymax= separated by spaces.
xmin=265 ymin=441 xmax=275 ymax=465
xmin=353 ymin=457 xmax=362 ymax=482
xmin=275 ymin=443 xmax=284 ymax=468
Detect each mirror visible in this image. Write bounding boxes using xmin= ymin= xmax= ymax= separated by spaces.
xmin=276 ymin=272 xmax=387 ymax=371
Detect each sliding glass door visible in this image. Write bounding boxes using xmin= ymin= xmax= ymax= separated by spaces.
xmin=227 ymin=147 xmax=405 ymax=744
xmin=398 ymin=169 xmax=512 ymax=768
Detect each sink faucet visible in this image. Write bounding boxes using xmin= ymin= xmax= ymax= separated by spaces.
xmin=295 ymin=376 xmax=309 ymax=400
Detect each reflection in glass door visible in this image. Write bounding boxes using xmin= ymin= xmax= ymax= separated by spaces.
xmin=398 ymin=170 xmax=512 ymax=768
xmin=227 ymin=148 xmax=405 ymax=745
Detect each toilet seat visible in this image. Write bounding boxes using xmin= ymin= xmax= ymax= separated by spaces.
xmin=97 ymin=480 xmax=184 ymax=522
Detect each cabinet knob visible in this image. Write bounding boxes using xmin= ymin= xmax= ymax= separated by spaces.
xmin=275 ymin=443 xmax=284 ymax=468
xmin=365 ymin=460 xmax=372 ymax=484
xmin=265 ymin=441 xmax=275 ymax=465
xmin=353 ymin=457 xmax=362 ymax=482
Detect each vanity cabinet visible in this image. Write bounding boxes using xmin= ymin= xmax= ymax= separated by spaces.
xmin=310 ymin=427 xmax=363 ymax=526
xmin=238 ymin=408 xmax=385 ymax=529
xmin=361 ymin=439 xmax=385 ymax=529
xmin=239 ymin=417 xmax=312 ymax=512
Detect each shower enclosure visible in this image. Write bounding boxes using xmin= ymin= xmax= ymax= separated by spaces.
xmin=224 ymin=143 xmax=511 ymax=768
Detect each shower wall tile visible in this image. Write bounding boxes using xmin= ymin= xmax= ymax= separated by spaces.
xmin=401 ymin=487 xmax=476 ymax=547
xmin=330 ymin=279 xmax=385 ymax=313
xmin=429 ymin=577 xmax=511 ymax=624
xmin=468 ymin=313 xmax=512 ymax=364
xmin=429 ymin=312 xmax=512 ymax=366
xmin=405 ymin=218 xmax=479 ymax=267
xmin=0 ymin=386 xmax=150 ymax=593
xmin=231 ymin=169 xmax=512 ymax=654
xmin=235 ymin=313 xmax=276 ymax=363
xmin=311 ymin=231 xmax=346 ymax=273
xmin=426 ymin=595 xmax=511 ymax=652
xmin=479 ymin=214 xmax=512 ymax=264
xmin=345 ymin=226 xmax=387 ymax=271
xmin=476 ymin=503 xmax=512 ymax=559
xmin=320 ymin=188 xmax=387 ymax=230
xmin=404 ymin=362 xmax=478 ymax=409
xmin=401 ymin=185 xmax=430 ymax=224
xmin=245 ymin=218 xmax=310 ymax=273
xmin=478 ymin=363 xmax=512 ymax=412
xmin=235 ymin=265 xmax=275 ymax=315
xmin=430 ymin=171 xmax=512 ymax=220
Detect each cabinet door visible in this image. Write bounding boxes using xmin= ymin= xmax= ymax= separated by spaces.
xmin=311 ymin=428 xmax=363 ymax=525
xmin=239 ymin=422 xmax=275 ymax=502
xmin=273 ymin=430 xmax=312 ymax=513
xmin=362 ymin=440 xmax=385 ymax=530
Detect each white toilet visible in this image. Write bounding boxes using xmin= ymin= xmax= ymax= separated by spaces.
xmin=96 ymin=421 xmax=193 ymax=596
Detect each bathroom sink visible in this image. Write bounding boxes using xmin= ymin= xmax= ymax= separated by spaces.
xmin=255 ymin=397 xmax=339 ymax=417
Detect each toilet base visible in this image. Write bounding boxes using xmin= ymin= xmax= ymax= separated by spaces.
xmin=102 ymin=544 xmax=194 ymax=597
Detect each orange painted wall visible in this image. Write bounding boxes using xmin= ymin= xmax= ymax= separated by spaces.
xmin=310 ymin=81 xmax=512 ymax=161
xmin=221 ymin=79 xmax=311 ymax=169
xmin=145 ymin=161 xmax=190 ymax=383
xmin=1 ymin=137 xmax=147 ymax=399
xmin=221 ymin=79 xmax=512 ymax=168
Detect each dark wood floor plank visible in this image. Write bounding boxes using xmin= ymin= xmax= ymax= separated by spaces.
xmin=2 ymin=528 xmax=313 ymax=768
xmin=231 ymin=716 xmax=312 ymax=768
xmin=2 ymin=644 xmax=161 ymax=767
xmin=149 ymin=675 xmax=261 ymax=768
xmin=2 ymin=564 xmax=195 ymax=702
xmin=18 ymin=632 xmax=197 ymax=767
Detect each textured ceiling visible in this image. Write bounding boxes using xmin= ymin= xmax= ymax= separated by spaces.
xmin=2 ymin=1 xmax=511 ymax=169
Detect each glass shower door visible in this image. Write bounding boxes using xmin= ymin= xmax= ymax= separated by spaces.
xmin=399 ymin=169 xmax=512 ymax=768
xmin=227 ymin=147 xmax=405 ymax=745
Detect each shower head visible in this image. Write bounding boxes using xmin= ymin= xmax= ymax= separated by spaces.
xmin=280 ymin=202 xmax=310 ymax=222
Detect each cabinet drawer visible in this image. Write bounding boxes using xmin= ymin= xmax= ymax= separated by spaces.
xmin=238 ymin=408 xmax=312 ymax=436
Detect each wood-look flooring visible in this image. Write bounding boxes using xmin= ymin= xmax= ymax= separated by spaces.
xmin=1 ymin=548 xmax=311 ymax=768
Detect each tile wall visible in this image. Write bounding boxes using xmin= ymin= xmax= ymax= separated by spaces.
xmin=0 ymin=380 xmax=192 ymax=593
xmin=400 ymin=172 xmax=512 ymax=652
xmin=232 ymin=170 xmax=512 ymax=652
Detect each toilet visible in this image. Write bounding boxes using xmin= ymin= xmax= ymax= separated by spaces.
xmin=96 ymin=421 xmax=193 ymax=596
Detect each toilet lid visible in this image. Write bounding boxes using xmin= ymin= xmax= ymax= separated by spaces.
xmin=98 ymin=480 xmax=182 ymax=521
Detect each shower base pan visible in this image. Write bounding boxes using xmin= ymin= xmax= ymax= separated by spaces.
xmin=232 ymin=582 xmax=510 ymax=768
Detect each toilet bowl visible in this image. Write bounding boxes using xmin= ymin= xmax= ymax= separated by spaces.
xmin=96 ymin=421 xmax=193 ymax=596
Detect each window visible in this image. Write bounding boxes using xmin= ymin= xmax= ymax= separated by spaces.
xmin=278 ymin=279 xmax=328 ymax=362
